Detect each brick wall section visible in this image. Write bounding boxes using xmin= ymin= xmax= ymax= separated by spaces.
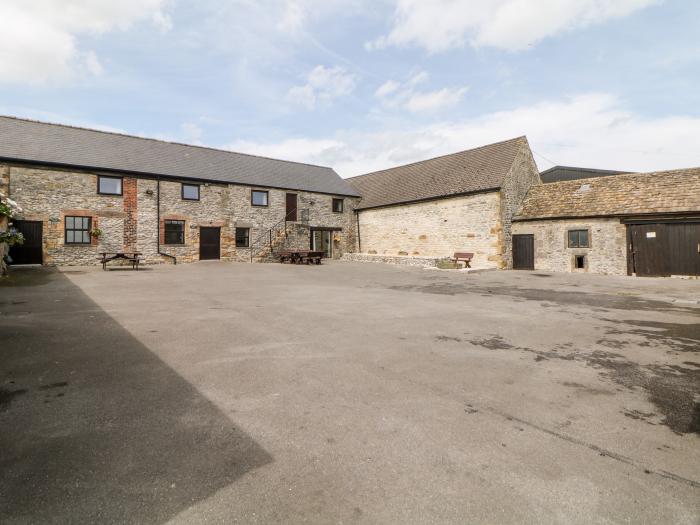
xmin=356 ymin=192 xmax=502 ymax=268
xmin=122 ymin=177 xmax=138 ymax=251
xmin=499 ymin=140 xmax=542 ymax=269
xmin=4 ymin=163 xmax=359 ymax=266
xmin=512 ymin=218 xmax=627 ymax=275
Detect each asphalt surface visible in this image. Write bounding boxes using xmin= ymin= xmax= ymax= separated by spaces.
xmin=1 ymin=261 xmax=699 ymax=524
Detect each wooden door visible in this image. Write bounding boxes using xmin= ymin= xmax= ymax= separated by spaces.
xmin=199 ymin=227 xmax=220 ymax=260
xmin=8 ymin=220 xmax=43 ymax=264
xmin=512 ymin=234 xmax=534 ymax=270
xmin=630 ymin=223 xmax=700 ymax=276
xmin=286 ymin=193 xmax=297 ymax=221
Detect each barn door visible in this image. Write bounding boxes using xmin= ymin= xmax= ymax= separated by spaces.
xmin=512 ymin=234 xmax=534 ymax=270
xmin=8 ymin=220 xmax=43 ymax=264
xmin=630 ymin=223 xmax=700 ymax=276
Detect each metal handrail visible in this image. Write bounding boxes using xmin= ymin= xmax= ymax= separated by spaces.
xmin=249 ymin=208 xmax=299 ymax=262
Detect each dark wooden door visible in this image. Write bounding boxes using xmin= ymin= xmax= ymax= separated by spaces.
xmin=8 ymin=220 xmax=42 ymax=264
xmin=199 ymin=227 xmax=220 ymax=260
xmin=286 ymin=193 xmax=297 ymax=221
xmin=630 ymin=223 xmax=700 ymax=276
xmin=512 ymin=234 xmax=534 ymax=270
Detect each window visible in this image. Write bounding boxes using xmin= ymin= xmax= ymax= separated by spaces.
xmin=182 ymin=184 xmax=200 ymax=201
xmin=332 ymin=198 xmax=344 ymax=213
xmin=98 ymin=176 xmax=122 ymax=195
xmin=251 ymin=190 xmax=269 ymax=206
xmin=568 ymin=229 xmax=589 ymax=248
xmin=575 ymin=255 xmax=586 ymax=269
xmin=235 ymin=228 xmax=250 ymax=248
xmin=65 ymin=216 xmax=91 ymax=245
xmin=164 ymin=220 xmax=185 ymax=245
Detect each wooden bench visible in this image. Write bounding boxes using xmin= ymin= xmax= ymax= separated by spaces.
xmin=301 ymin=251 xmax=324 ymax=265
xmin=452 ymin=252 xmax=473 ymax=268
xmin=99 ymin=252 xmax=142 ymax=271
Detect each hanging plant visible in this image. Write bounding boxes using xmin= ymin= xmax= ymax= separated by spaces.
xmin=0 ymin=194 xmax=22 ymax=218
xmin=90 ymin=227 xmax=103 ymax=239
xmin=0 ymin=228 xmax=25 ymax=246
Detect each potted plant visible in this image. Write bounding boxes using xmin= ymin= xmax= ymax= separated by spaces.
xmin=90 ymin=227 xmax=103 ymax=240
xmin=0 ymin=227 xmax=24 ymax=246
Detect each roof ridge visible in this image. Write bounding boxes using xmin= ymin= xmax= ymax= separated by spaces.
xmin=346 ymin=135 xmax=526 ymax=180
xmin=539 ymin=165 xmax=630 ymax=176
xmin=0 ymin=114 xmax=335 ymax=172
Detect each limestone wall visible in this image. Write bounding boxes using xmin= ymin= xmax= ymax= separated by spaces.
xmin=356 ymin=192 xmax=502 ymax=268
xmin=4 ymin=163 xmax=358 ymax=266
xmin=512 ymin=218 xmax=628 ymax=275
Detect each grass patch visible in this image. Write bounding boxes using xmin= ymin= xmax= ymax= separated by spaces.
xmin=436 ymin=259 xmax=462 ymax=270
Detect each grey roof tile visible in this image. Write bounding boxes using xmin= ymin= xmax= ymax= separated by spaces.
xmin=0 ymin=116 xmax=359 ymax=197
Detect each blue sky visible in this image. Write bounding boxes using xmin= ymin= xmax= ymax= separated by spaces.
xmin=1 ymin=0 xmax=699 ymax=176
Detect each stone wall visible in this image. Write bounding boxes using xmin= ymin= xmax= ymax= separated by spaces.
xmin=356 ymin=192 xmax=502 ymax=268
xmin=499 ymin=140 xmax=542 ymax=269
xmin=512 ymin=218 xmax=628 ymax=275
xmin=4 ymin=163 xmax=358 ymax=266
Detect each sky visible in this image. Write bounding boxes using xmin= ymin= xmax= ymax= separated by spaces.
xmin=1 ymin=0 xmax=699 ymax=177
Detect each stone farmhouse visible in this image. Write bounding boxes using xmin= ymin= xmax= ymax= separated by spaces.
xmin=0 ymin=116 xmax=360 ymax=266
xmin=1 ymin=115 xmax=699 ymax=277
xmin=345 ymin=136 xmax=540 ymax=269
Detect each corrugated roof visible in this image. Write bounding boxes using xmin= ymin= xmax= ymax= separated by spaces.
xmin=0 ymin=116 xmax=359 ymax=196
xmin=346 ymin=136 xmax=527 ymax=209
xmin=540 ymin=165 xmax=629 ymax=183
xmin=516 ymin=167 xmax=700 ymax=220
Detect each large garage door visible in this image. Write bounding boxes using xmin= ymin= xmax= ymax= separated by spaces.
xmin=629 ymin=223 xmax=700 ymax=276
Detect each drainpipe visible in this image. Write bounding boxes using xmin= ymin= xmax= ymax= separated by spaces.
xmin=156 ymin=176 xmax=177 ymax=264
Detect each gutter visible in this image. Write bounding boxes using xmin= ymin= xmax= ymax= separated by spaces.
xmin=156 ymin=177 xmax=176 ymax=264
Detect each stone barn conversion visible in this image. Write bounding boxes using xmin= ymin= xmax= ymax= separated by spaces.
xmin=346 ymin=136 xmax=540 ymax=269
xmin=512 ymin=168 xmax=700 ymax=276
xmin=0 ymin=116 xmax=360 ymax=266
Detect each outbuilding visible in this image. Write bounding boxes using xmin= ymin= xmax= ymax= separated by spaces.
xmin=512 ymin=168 xmax=700 ymax=276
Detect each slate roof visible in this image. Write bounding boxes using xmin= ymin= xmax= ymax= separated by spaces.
xmin=540 ymin=165 xmax=628 ymax=183
xmin=0 ymin=116 xmax=359 ymax=197
xmin=515 ymin=167 xmax=700 ymax=220
xmin=346 ymin=136 xmax=527 ymax=209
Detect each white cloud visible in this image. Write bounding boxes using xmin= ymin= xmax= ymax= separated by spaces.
xmin=287 ymin=65 xmax=357 ymax=109
xmin=181 ymin=122 xmax=204 ymax=144
xmin=0 ymin=0 xmax=171 ymax=84
xmin=405 ymin=87 xmax=469 ymax=112
xmin=375 ymin=80 xmax=401 ymax=98
xmin=374 ymin=72 xmax=468 ymax=113
xmin=225 ymin=94 xmax=700 ymax=177
xmin=369 ymin=0 xmax=658 ymax=53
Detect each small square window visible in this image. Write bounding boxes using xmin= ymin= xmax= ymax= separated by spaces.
xmin=235 ymin=227 xmax=250 ymax=248
xmin=98 ymin=176 xmax=122 ymax=195
xmin=332 ymin=198 xmax=344 ymax=213
xmin=164 ymin=220 xmax=185 ymax=245
xmin=182 ymin=184 xmax=200 ymax=201
xmin=65 ymin=215 xmax=91 ymax=245
xmin=575 ymin=255 xmax=586 ymax=269
xmin=251 ymin=190 xmax=269 ymax=207
xmin=568 ymin=229 xmax=589 ymax=248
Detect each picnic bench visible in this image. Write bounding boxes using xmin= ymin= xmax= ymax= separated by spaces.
xmin=99 ymin=252 xmax=142 ymax=271
xmin=452 ymin=252 xmax=473 ymax=268
xmin=278 ymin=250 xmax=325 ymax=265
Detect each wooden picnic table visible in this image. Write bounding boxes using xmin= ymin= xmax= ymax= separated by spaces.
xmin=278 ymin=250 xmax=325 ymax=265
xmin=99 ymin=252 xmax=142 ymax=271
